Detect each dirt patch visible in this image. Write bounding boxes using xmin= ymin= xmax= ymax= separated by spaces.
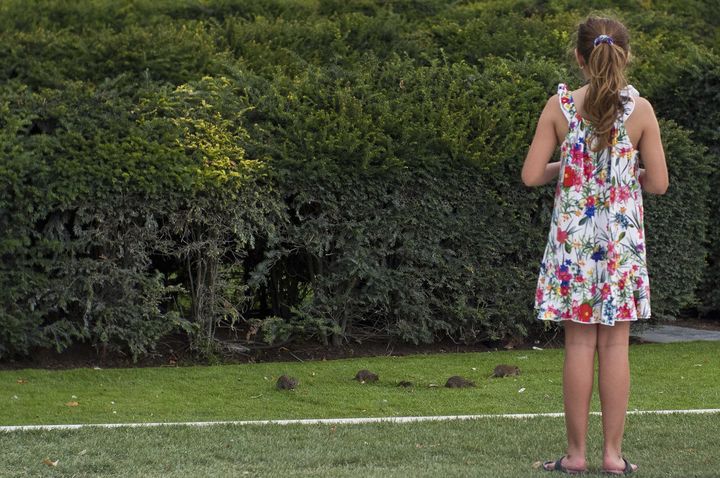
xmin=0 ymin=332 xmax=560 ymax=371
xmin=2 ymin=318 xmax=715 ymax=371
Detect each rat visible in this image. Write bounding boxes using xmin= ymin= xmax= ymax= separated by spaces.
xmin=445 ymin=375 xmax=475 ymax=388
xmin=491 ymin=364 xmax=521 ymax=378
xmin=276 ymin=375 xmax=298 ymax=390
xmin=354 ymin=369 xmax=379 ymax=383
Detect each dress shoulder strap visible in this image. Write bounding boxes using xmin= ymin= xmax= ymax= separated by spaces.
xmin=557 ymin=83 xmax=578 ymax=125
xmin=620 ymin=84 xmax=640 ymax=121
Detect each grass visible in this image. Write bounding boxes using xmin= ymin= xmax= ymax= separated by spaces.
xmin=2 ymin=341 xmax=719 ymax=477
xmin=2 ymin=342 xmax=719 ymax=426
xmin=2 ymin=414 xmax=719 ymax=477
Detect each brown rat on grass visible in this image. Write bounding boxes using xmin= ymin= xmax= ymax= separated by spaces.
xmin=445 ymin=375 xmax=475 ymax=388
xmin=490 ymin=364 xmax=520 ymax=378
xmin=354 ymin=369 xmax=379 ymax=383
xmin=276 ymin=375 xmax=298 ymax=390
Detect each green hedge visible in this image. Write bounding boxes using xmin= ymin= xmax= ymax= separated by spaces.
xmin=0 ymin=76 xmax=281 ymax=358
xmin=646 ymin=52 xmax=720 ymax=315
xmin=0 ymin=0 xmax=716 ymax=361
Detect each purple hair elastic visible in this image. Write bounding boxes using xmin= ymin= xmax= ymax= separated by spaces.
xmin=593 ymin=34 xmax=614 ymax=46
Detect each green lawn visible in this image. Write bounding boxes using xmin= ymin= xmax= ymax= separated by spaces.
xmin=2 ymin=414 xmax=719 ymax=477
xmin=2 ymin=342 xmax=719 ymax=426
xmin=2 ymin=341 xmax=719 ymax=477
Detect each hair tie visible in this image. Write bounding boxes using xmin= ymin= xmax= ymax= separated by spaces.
xmin=593 ymin=34 xmax=614 ymax=47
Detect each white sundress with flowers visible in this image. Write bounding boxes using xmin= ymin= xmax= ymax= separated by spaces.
xmin=534 ymin=83 xmax=651 ymax=326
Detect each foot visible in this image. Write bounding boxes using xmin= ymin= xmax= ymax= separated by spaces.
xmin=543 ymin=455 xmax=587 ymax=474
xmin=602 ymin=457 xmax=638 ymax=475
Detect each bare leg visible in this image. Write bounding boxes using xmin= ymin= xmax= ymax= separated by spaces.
xmin=555 ymin=321 xmax=597 ymax=471
xmin=597 ymin=321 xmax=638 ymax=472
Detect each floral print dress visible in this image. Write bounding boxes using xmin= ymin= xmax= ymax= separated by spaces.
xmin=534 ymin=83 xmax=651 ymax=326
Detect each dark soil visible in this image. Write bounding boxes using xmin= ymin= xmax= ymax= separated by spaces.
xmin=0 ymin=333 xmax=559 ymax=371
xmin=1 ymin=318 xmax=716 ymax=371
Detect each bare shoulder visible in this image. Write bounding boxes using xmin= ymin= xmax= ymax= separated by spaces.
xmin=541 ymin=93 xmax=564 ymax=120
xmin=545 ymin=93 xmax=560 ymax=109
xmin=631 ymin=96 xmax=657 ymax=118
xmin=626 ymin=96 xmax=659 ymax=138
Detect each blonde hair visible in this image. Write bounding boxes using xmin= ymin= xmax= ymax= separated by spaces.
xmin=576 ymin=17 xmax=630 ymax=152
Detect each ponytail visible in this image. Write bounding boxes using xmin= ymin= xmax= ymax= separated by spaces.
xmin=576 ymin=17 xmax=630 ymax=152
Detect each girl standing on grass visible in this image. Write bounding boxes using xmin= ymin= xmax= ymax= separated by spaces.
xmin=522 ymin=16 xmax=668 ymax=475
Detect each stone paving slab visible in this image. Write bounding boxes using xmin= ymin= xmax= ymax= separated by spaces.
xmin=632 ymin=325 xmax=720 ymax=343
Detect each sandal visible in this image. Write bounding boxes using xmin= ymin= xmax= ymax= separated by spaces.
xmin=601 ymin=457 xmax=638 ymax=475
xmin=543 ymin=456 xmax=588 ymax=474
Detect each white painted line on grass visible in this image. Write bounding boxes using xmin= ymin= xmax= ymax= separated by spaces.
xmin=2 ymin=408 xmax=719 ymax=433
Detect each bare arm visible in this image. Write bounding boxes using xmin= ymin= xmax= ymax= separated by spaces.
xmin=538 ymin=161 xmax=562 ymax=185
xmin=522 ymin=95 xmax=562 ymax=187
xmin=636 ymin=99 xmax=669 ymax=194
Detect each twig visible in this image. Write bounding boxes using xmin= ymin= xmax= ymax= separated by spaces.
xmin=279 ymin=346 xmax=304 ymax=363
xmin=542 ymin=327 xmax=561 ymax=348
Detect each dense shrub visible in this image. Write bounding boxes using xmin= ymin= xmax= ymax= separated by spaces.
xmin=0 ymin=80 xmax=182 ymax=358
xmin=0 ymin=75 xmax=280 ymax=359
xmin=0 ymin=0 xmax=716 ymax=361
xmin=235 ymin=55 xmax=569 ymax=347
xmin=642 ymin=121 xmax=712 ymax=319
xmin=645 ymin=53 xmax=720 ymax=315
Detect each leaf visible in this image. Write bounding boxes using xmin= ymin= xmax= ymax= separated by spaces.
xmin=16 ymin=379 xmax=28 ymax=384
xmin=618 ymin=231 xmax=626 ymax=241
xmin=42 ymin=458 xmax=59 ymax=467
xmin=564 ymin=242 xmax=572 ymax=254
xmin=579 ymin=216 xmax=589 ymax=226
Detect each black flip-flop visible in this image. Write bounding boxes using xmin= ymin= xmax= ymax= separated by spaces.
xmin=543 ymin=456 xmax=588 ymax=474
xmin=601 ymin=457 xmax=637 ymax=475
